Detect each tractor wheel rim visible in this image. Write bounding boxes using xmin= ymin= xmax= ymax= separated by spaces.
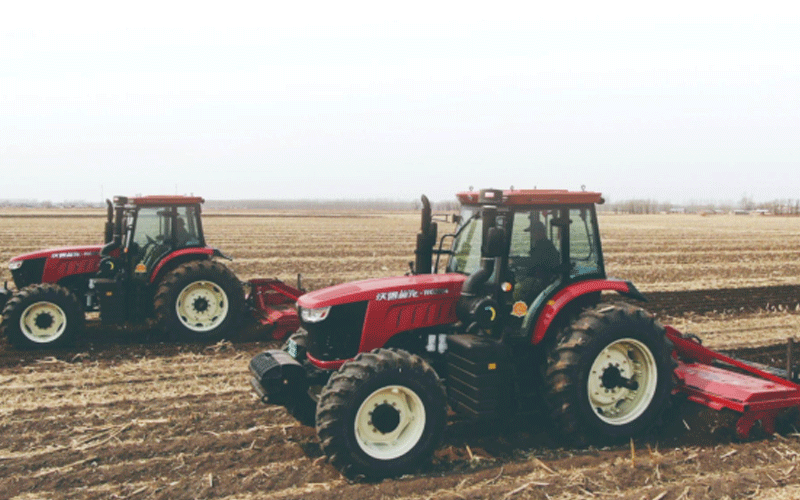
xmin=355 ymin=385 xmax=426 ymax=460
xmin=175 ymin=280 xmax=229 ymax=332
xmin=20 ymin=301 xmax=67 ymax=343
xmin=587 ymin=338 xmax=658 ymax=426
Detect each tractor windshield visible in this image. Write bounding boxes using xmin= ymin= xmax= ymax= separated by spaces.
xmin=446 ymin=205 xmax=603 ymax=281
xmin=446 ymin=207 xmax=482 ymax=275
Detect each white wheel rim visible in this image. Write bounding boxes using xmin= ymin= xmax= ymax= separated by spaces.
xmin=175 ymin=280 xmax=229 ymax=332
xmin=20 ymin=301 xmax=67 ymax=343
xmin=587 ymin=338 xmax=658 ymax=425
xmin=355 ymin=385 xmax=427 ymax=460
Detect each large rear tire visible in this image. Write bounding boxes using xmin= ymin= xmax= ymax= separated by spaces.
xmin=1 ymin=284 xmax=83 ymax=349
xmin=315 ymin=349 xmax=447 ymax=478
xmin=546 ymin=302 xmax=674 ymax=445
xmin=154 ymin=260 xmax=244 ymax=342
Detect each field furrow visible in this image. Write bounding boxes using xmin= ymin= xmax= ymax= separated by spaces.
xmin=2 ymin=210 xmax=800 ymax=499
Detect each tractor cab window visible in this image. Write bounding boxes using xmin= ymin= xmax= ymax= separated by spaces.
xmin=508 ymin=210 xmax=561 ymax=261
xmin=128 ymin=207 xmax=174 ymax=280
xmin=174 ymin=205 xmax=201 ymax=247
xmin=131 ymin=207 xmax=172 ymax=249
xmin=446 ymin=207 xmax=482 ymax=275
xmin=509 ymin=210 xmax=561 ymax=303
xmin=569 ymin=208 xmax=601 ymax=278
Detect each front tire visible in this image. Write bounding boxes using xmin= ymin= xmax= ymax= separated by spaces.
xmin=546 ymin=302 xmax=674 ymax=445
xmin=154 ymin=260 xmax=244 ymax=342
xmin=315 ymin=349 xmax=447 ymax=478
xmin=1 ymin=284 xmax=83 ymax=349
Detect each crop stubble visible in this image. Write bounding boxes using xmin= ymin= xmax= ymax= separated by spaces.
xmin=1 ymin=210 xmax=799 ymax=499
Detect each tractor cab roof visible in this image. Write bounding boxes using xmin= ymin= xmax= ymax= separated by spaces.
xmin=457 ymin=189 xmax=604 ymax=207
xmin=114 ymin=195 xmax=205 ymax=207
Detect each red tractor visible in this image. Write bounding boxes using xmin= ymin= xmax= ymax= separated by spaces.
xmin=250 ymin=188 xmax=800 ymax=478
xmin=1 ymin=195 xmax=300 ymax=349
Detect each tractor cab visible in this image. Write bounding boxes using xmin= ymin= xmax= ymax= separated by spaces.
xmin=104 ymin=196 xmax=206 ymax=283
xmin=441 ymin=188 xmax=618 ymax=339
xmin=93 ymin=195 xmax=220 ymax=325
xmin=449 ymin=190 xmax=604 ymax=288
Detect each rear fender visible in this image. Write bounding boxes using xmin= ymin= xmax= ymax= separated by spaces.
xmin=149 ymin=247 xmax=214 ymax=284
xmin=528 ymin=279 xmax=646 ymax=345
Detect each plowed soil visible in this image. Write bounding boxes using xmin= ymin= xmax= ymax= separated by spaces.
xmin=1 ymin=210 xmax=799 ymax=499
xmin=1 ymin=324 xmax=798 ymax=500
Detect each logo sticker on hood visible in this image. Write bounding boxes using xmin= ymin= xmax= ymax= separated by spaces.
xmin=375 ymin=288 xmax=448 ymax=301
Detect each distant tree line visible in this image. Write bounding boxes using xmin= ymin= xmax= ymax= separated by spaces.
xmin=603 ymin=197 xmax=800 ymax=215
xmin=0 ymin=200 xmax=103 ymax=209
xmin=0 ymin=198 xmax=448 ymax=211
xmin=4 ymin=196 xmax=799 ymax=215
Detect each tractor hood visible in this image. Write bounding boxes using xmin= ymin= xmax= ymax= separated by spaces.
xmin=298 ymin=273 xmax=467 ymax=310
xmin=10 ymin=245 xmax=103 ymax=263
xmin=9 ymin=245 xmax=103 ymax=287
xmin=298 ymin=273 xmax=468 ymax=359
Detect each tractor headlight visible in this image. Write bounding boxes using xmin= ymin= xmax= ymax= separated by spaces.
xmin=300 ymin=306 xmax=331 ymax=323
xmin=8 ymin=260 xmax=22 ymax=271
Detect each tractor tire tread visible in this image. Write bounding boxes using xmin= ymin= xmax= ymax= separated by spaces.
xmin=153 ymin=260 xmax=244 ymax=342
xmin=315 ymin=348 xmax=446 ymax=478
xmin=1 ymin=283 xmax=83 ymax=349
xmin=545 ymin=302 xmax=675 ymax=446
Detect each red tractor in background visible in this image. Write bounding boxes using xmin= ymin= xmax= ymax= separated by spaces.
xmin=0 ymin=195 xmax=300 ymax=349
xmin=250 ymin=188 xmax=800 ymax=479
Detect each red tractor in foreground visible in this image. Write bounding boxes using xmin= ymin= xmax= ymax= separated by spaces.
xmin=250 ymin=188 xmax=800 ymax=478
xmin=0 ymin=195 xmax=300 ymax=349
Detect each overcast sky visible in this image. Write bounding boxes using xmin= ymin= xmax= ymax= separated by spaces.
xmin=2 ymin=1 xmax=799 ymax=204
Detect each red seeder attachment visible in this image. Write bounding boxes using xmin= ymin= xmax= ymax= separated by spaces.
xmin=667 ymin=327 xmax=800 ymax=438
xmin=248 ymin=279 xmax=302 ymax=340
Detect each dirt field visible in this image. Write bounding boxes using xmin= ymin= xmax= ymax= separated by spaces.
xmin=1 ymin=210 xmax=799 ymax=499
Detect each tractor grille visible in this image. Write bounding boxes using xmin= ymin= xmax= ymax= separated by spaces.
xmin=305 ymin=301 xmax=368 ymax=362
xmin=11 ymin=258 xmax=46 ymax=288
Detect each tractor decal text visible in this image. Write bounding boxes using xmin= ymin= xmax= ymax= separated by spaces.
xmin=52 ymin=251 xmax=99 ymax=259
xmin=376 ymin=289 xmax=419 ymax=301
xmin=375 ymin=288 xmax=448 ymax=302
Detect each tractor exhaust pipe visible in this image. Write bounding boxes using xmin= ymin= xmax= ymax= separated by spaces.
xmin=103 ymin=199 xmax=114 ymax=244
xmin=414 ymin=195 xmax=437 ymax=274
xmin=101 ymin=198 xmax=126 ymax=256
